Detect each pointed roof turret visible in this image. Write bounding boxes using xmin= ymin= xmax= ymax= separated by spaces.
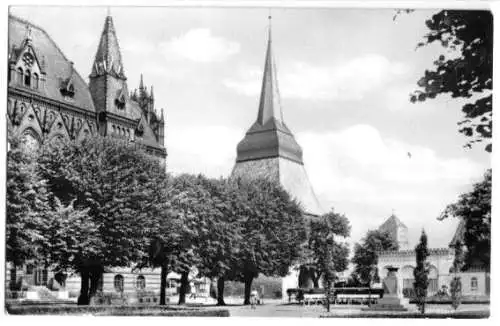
xmin=139 ymin=73 xmax=144 ymax=90
xmin=90 ymin=11 xmax=125 ymax=79
xmin=257 ymin=16 xmax=283 ymax=125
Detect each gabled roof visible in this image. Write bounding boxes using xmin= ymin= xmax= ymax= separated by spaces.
xmin=8 ymin=15 xmax=95 ymax=112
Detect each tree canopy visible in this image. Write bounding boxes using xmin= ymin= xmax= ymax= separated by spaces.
xmin=35 ymin=136 xmax=170 ymax=304
xmin=232 ymin=177 xmax=307 ymax=304
xmin=351 ymin=229 xmax=399 ymax=286
xmin=439 ymin=169 xmax=491 ymax=271
xmin=300 ymin=210 xmax=351 ymax=288
xmin=411 ymin=10 xmax=493 ymax=152
xmin=6 ymin=135 xmax=51 ymax=268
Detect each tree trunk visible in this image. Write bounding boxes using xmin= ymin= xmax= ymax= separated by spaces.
xmin=312 ymin=275 xmax=320 ymax=289
xmin=88 ymin=271 xmax=102 ymax=302
xmin=243 ymin=274 xmax=254 ymax=305
xmin=326 ymin=280 xmax=331 ymax=313
xmin=178 ymin=271 xmax=189 ymax=305
xmin=217 ymin=277 xmax=226 ymax=306
xmin=160 ymin=265 xmax=167 ymax=305
xmin=77 ymin=269 xmax=90 ymax=305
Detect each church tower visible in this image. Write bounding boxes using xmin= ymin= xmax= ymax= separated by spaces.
xmin=231 ymin=18 xmax=322 ymax=217
xmin=378 ymin=213 xmax=409 ymax=250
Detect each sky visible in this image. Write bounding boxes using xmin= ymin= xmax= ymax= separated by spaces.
xmin=9 ymin=5 xmax=491 ymax=250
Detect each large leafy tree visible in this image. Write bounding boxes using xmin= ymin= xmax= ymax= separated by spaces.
xmin=6 ymin=135 xmax=52 ymax=270
xmin=411 ymin=10 xmax=493 ymax=152
xmin=194 ymin=178 xmax=243 ymax=306
xmin=351 ymin=229 xmax=399 ymax=286
xmin=439 ymin=169 xmax=491 ymax=271
xmin=36 ymin=136 xmax=170 ymax=305
xmin=233 ymin=177 xmax=307 ymax=305
xmin=301 ymin=211 xmax=351 ymax=289
xmin=414 ymin=230 xmax=430 ymax=314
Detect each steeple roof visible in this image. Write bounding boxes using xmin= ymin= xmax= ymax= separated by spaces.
xmin=232 ymin=17 xmax=323 ymax=217
xmin=90 ymin=13 xmax=125 ymax=79
xmin=257 ymin=18 xmax=283 ymax=126
xmin=235 ymin=19 xmax=304 ymax=164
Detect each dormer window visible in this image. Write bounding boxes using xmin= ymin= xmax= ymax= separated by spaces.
xmin=115 ymin=88 xmax=126 ymax=110
xmin=115 ymin=97 xmax=125 ymax=110
xmin=135 ymin=124 xmax=144 ymax=137
xmin=60 ymin=78 xmax=75 ymax=99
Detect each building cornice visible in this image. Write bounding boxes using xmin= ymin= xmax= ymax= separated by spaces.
xmin=378 ymin=247 xmax=453 ymax=257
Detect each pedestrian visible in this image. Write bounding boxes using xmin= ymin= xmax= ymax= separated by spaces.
xmin=250 ymin=289 xmax=258 ymax=309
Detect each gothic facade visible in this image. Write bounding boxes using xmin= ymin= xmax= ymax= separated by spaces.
xmin=6 ymin=13 xmax=168 ymax=298
xmin=7 ymin=14 xmax=166 ymax=162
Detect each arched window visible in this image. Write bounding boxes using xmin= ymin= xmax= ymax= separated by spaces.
xmin=17 ymin=68 xmax=23 ymax=85
xmin=24 ymin=69 xmax=31 ymax=87
xmin=112 ymin=125 xmax=116 ymax=134
xmin=114 ymin=274 xmax=124 ymax=292
xmin=136 ymin=275 xmax=146 ymax=290
xmin=33 ymin=73 xmax=39 ymax=89
xmin=471 ymin=277 xmax=478 ymax=291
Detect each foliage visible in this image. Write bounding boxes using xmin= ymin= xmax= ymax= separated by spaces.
xmin=5 ymin=304 xmax=230 ymax=316
xmin=306 ymin=211 xmax=351 ymax=283
xmin=6 ymin=135 xmax=52 ymax=268
xmin=413 ymin=230 xmax=430 ymax=314
xmin=450 ymin=240 xmax=464 ymax=310
xmin=351 ymin=229 xmax=398 ymax=286
xmin=35 ymin=136 xmax=170 ymax=304
xmin=231 ymin=177 xmax=307 ymax=304
xmin=41 ymin=198 xmax=103 ymax=273
xmin=305 ymin=211 xmax=351 ymax=312
xmin=411 ymin=10 xmax=493 ymax=152
xmin=440 ymin=169 xmax=491 ymax=271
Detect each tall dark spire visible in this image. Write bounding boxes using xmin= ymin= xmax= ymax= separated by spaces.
xmin=232 ymin=16 xmax=323 ymax=217
xmin=235 ymin=17 xmax=303 ymax=164
xmin=90 ymin=11 xmax=125 ymax=79
xmin=257 ymin=15 xmax=283 ymax=125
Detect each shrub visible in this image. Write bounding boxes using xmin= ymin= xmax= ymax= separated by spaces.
xmin=5 ymin=304 xmax=230 ymax=316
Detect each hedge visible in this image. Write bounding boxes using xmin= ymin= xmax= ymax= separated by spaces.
xmin=5 ymin=304 xmax=230 ymax=316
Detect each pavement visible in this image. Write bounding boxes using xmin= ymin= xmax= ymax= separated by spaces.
xmin=195 ymin=299 xmax=490 ymax=317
